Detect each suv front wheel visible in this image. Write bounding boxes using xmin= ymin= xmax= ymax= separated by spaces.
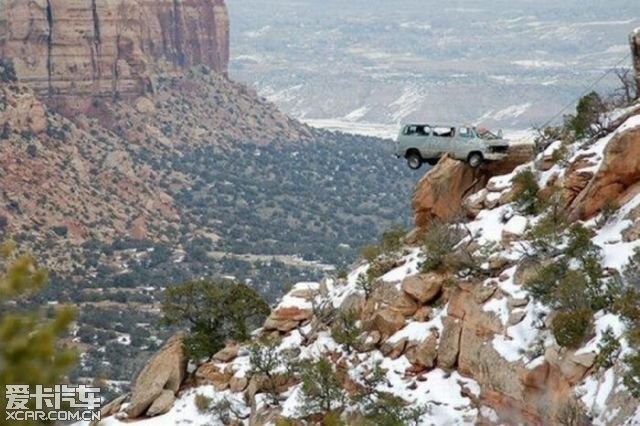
xmin=406 ymin=151 xmax=423 ymax=170
xmin=467 ymin=152 xmax=483 ymax=168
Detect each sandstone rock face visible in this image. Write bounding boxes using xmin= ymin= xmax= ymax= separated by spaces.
xmin=126 ymin=333 xmax=187 ymax=418
xmin=561 ymin=154 xmax=597 ymax=207
xmin=571 ymin=127 xmax=640 ymax=219
xmin=412 ymin=156 xmax=486 ymax=228
xmin=0 ymin=0 xmax=229 ymax=114
xmin=412 ymin=144 xmax=532 ymax=229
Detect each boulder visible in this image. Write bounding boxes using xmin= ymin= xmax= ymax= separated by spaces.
xmin=230 ymin=375 xmax=249 ymax=393
xmin=263 ymin=305 xmax=312 ymax=332
xmin=263 ymin=318 xmax=300 ymax=333
xmin=244 ymin=375 xmax=265 ymax=402
xmin=438 ymin=317 xmax=462 ymax=369
xmin=381 ymin=338 xmax=407 ymax=359
xmin=195 ymin=363 xmax=233 ymax=390
xmin=146 ymin=390 xmax=176 ymax=417
xmin=269 ymin=307 xmax=312 ymax=322
xmin=93 ymin=394 xmax=127 ymax=424
xmin=488 ymin=256 xmax=511 ymax=273
xmin=544 ymin=346 xmax=595 ymax=385
xmin=126 ymin=333 xmax=187 ymax=418
xmin=366 ymin=308 xmax=406 ymax=338
xmin=508 ymin=310 xmax=527 ymax=326
xmin=501 ymin=215 xmax=528 ymax=243
xmin=473 ymin=283 xmax=498 ymax=304
xmin=463 ymin=189 xmax=487 ymax=218
xmin=401 ymin=273 xmax=443 ymax=304
xmin=458 ymin=325 xmax=524 ymax=401
xmin=405 ymin=333 xmax=438 ymax=369
xmin=288 ymin=282 xmax=320 ymax=300
xmin=360 ymin=331 xmax=382 ymax=351
xmin=362 ymin=282 xmax=419 ymax=321
xmin=338 ymin=291 xmax=366 ymax=314
xmin=513 ymin=259 xmax=541 ymax=286
xmin=388 ymin=291 xmax=420 ymax=317
xmin=508 ymin=297 xmax=529 ymax=309
xmin=412 ymin=306 xmax=432 ymax=322
xmin=213 ymin=343 xmax=240 ymax=362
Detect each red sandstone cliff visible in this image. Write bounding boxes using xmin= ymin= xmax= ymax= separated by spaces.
xmin=0 ymin=0 xmax=229 ymax=113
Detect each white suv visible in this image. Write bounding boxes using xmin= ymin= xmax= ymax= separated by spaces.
xmin=395 ymin=124 xmax=510 ymax=169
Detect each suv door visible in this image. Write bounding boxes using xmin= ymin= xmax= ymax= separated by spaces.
xmin=414 ymin=125 xmax=435 ymax=158
xmin=431 ymin=126 xmax=456 ymax=158
xmin=454 ymin=126 xmax=476 ymax=159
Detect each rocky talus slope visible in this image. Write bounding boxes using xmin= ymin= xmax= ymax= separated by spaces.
xmin=90 ymin=106 xmax=640 ymax=425
xmin=0 ymin=0 xmax=229 ymax=114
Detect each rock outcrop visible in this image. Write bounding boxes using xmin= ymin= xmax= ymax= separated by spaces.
xmin=412 ymin=144 xmax=533 ymax=229
xmin=0 ymin=0 xmax=229 ymax=114
xmin=570 ymin=126 xmax=640 ymax=219
xmin=125 ymin=333 xmax=187 ymax=418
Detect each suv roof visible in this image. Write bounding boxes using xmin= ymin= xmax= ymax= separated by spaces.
xmin=404 ymin=124 xmax=474 ymax=128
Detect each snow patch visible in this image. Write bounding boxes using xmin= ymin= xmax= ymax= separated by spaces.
xmin=504 ymin=215 xmax=528 ymax=236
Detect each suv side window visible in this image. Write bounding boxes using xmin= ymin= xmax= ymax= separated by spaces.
xmin=404 ymin=125 xmax=418 ymax=135
xmin=459 ymin=127 xmax=473 ymax=138
xmin=433 ymin=127 xmax=455 ymax=137
xmin=416 ymin=125 xmax=431 ymax=136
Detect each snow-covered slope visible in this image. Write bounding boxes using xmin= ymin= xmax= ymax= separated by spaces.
xmin=92 ymin=106 xmax=640 ymax=425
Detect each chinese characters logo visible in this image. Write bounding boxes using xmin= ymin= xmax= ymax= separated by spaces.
xmin=5 ymin=385 xmax=101 ymax=422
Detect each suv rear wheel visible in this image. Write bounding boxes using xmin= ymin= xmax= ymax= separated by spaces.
xmin=468 ymin=152 xmax=483 ymax=168
xmin=406 ymin=151 xmax=423 ymax=170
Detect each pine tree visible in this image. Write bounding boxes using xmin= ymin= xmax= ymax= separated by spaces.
xmin=161 ymin=279 xmax=270 ymax=360
xmin=0 ymin=241 xmax=77 ymax=425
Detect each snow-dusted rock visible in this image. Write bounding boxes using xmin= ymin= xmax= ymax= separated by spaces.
xmin=146 ymin=390 xmax=176 ymax=417
xmin=570 ymin=117 xmax=640 ymax=219
xmin=405 ymin=332 xmax=438 ymax=369
xmin=213 ymin=342 xmax=240 ymax=362
xmin=438 ymin=317 xmax=462 ymax=369
xmin=125 ymin=333 xmax=187 ymax=418
xmin=366 ymin=308 xmax=406 ymax=338
xmin=401 ymin=273 xmax=443 ymax=304
xmin=502 ymin=215 xmax=528 ymax=243
xmin=362 ymin=280 xmax=419 ymax=319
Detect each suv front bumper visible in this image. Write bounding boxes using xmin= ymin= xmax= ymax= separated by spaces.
xmin=484 ymin=152 xmax=509 ymax=161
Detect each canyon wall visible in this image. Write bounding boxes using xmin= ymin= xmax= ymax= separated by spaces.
xmin=0 ymin=0 xmax=229 ymax=113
